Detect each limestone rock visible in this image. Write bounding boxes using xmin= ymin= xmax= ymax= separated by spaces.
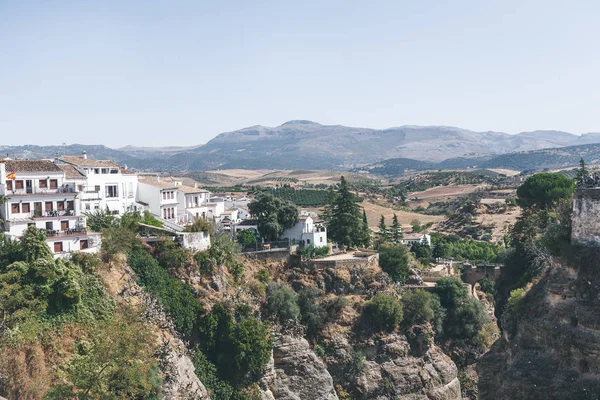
xmin=261 ymin=335 xmax=339 ymax=400
xmin=478 ymin=264 xmax=600 ymax=399
xmin=158 ymin=339 xmax=210 ymax=399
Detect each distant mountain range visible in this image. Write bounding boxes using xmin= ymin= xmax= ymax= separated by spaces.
xmin=2 ymin=121 xmax=599 ymax=172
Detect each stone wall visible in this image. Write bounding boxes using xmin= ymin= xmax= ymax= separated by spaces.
xmin=571 ymin=188 xmax=600 ymax=244
xmin=461 ymin=264 xmax=502 ymax=285
xmin=242 ymin=248 xmax=290 ymax=262
xmin=180 ymin=232 xmax=211 ymax=251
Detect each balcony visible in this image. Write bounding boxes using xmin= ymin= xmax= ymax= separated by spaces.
xmin=42 ymin=227 xmax=91 ymax=238
xmin=6 ymin=187 xmax=77 ymax=196
xmin=9 ymin=210 xmax=79 ymax=221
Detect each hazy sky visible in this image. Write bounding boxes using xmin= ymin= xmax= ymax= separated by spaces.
xmin=1 ymin=1 xmax=600 ymax=147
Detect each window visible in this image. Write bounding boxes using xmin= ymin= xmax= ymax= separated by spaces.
xmin=162 ymin=192 xmax=166 ymax=200
xmin=49 ymin=179 xmax=58 ymax=189
xmin=61 ymin=220 xmax=69 ymax=230
xmin=67 ymin=200 xmax=74 ymax=211
xmin=22 ymin=203 xmax=30 ymax=213
xmin=307 ymin=239 xmax=311 ymax=245
xmin=80 ymin=240 xmax=89 ymax=250
xmin=15 ymin=180 xmax=24 ymax=189
xmin=11 ymin=203 xmax=20 ymax=213
xmin=110 ymin=169 xmax=118 ymax=174
xmin=46 ymin=221 xmax=53 ymax=230
xmin=94 ymin=168 xmax=100 ymax=174
xmin=128 ymin=182 xmax=133 ymax=198
xmin=53 ymin=242 xmax=63 ymax=253
xmin=85 ymin=203 xmax=91 ymax=211
xmin=78 ymin=185 xmax=83 ymax=191
xmin=105 ymin=185 xmax=118 ymax=198
xmin=320 ymin=236 xmax=323 ymax=243
xmin=57 ymin=201 xmax=65 ymax=211
xmin=102 ymin=168 xmax=109 ymax=174
xmin=45 ymin=201 xmax=53 ymax=212
xmin=39 ymin=180 xmax=47 ymax=188
xmin=6 ymin=181 xmax=12 ymax=190
xmin=94 ymin=185 xmax=100 ymax=192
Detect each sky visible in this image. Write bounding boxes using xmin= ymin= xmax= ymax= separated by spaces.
xmin=1 ymin=0 xmax=600 ymax=147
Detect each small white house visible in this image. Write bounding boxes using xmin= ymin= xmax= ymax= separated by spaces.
xmin=137 ymin=178 xmax=180 ymax=222
xmin=282 ymin=215 xmax=327 ymax=248
xmin=402 ymin=233 xmax=432 ymax=247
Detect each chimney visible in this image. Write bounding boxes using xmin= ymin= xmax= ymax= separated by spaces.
xmin=157 ymin=175 xmax=160 ymax=182
xmin=82 ymin=151 xmax=87 ymax=160
xmin=194 ymin=182 xmax=198 ymax=189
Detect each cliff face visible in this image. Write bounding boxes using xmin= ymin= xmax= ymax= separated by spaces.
xmin=477 ymin=262 xmax=600 ymax=399
xmin=261 ymin=334 xmax=339 ymax=400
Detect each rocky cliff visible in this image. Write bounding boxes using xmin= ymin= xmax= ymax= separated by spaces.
xmin=477 ymin=261 xmax=600 ymax=399
xmin=260 ymin=334 xmax=339 ymax=400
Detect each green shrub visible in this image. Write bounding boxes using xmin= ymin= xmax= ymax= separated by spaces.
xmin=255 ymin=268 xmax=270 ymax=284
xmin=263 ymin=282 xmax=300 ymax=324
xmin=477 ymin=277 xmax=494 ymax=294
xmin=127 ymin=247 xmax=202 ymax=335
xmin=378 ymin=245 xmax=410 ymax=284
xmin=298 ymin=287 xmax=327 ymax=338
xmin=402 ymin=289 xmax=434 ymax=324
xmin=434 ymin=277 xmax=468 ymax=309
xmin=363 ymin=293 xmax=403 ymax=332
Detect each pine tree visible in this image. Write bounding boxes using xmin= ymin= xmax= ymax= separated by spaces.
xmin=378 ymin=215 xmax=389 ymax=243
xmin=391 ymin=213 xmax=402 ymax=243
xmin=575 ymin=157 xmax=589 ymax=187
xmin=323 ymin=176 xmax=364 ymax=247
xmin=360 ymin=208 xmax=372 ymax=248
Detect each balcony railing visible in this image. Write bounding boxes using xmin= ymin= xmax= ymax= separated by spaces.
xmin=7 ymin=187 xmax=76 ymax=196
xmin=42 ymin=227 xmax=90 ymax=238
xmin=10 ymin=210 xmax=78 ymax=220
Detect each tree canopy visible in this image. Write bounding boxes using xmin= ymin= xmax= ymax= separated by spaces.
xmin=323 ymin=176 xmax=370 ymax=247
xmin=516 ymin=173 xmax=575 ymax=210
xmin=248 ymin=192 xmax=298 ymax=241
xmin=378 ymin=244 xmax=410 ymax=284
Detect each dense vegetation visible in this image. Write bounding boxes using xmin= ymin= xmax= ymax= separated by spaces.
xmin=431 ymin=233 xmax=505 ymax=262
xmin=248 ymin=192 xmax=298 ymax=241
xmin=0 ymin=227 xmax=162 ymax=399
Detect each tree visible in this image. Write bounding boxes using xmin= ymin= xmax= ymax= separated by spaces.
xmin=359 ymin=209 xmax=372 ymax=248
xmin=20 ymin=226 xmax=53 ymax=263
xmin=85 ymin=210 xmax=118 ymax=232
xmin=298 ymin=287 xmax=327 ymax=338
xmin=575 ymin=157 xmax=589 ymax=186
xmin=237 ymin=229 xmax=257 ymax=246
xmin=434 ymin=277 xmax=468 ymax=309
xmin=378 ymin=245 xmax=410 ymax=284
xmin=391 ymin=214 xmax=402 ymax=243
xmin=323 ymin=176 xmax=368 ymax=247
xmin=248 ymin=192 xmax=298 ymax=241
xmin=263 ymin=282 xmax=300 ymax=324
xmin=363 ymin=293 xmax=403 ymax=332
xmin=516 ymin=173 xmax=575 ymax=210
xmin=100 ymin=227 xmax=137 ymax=265
xmin=402 ymin=289 xmax=434 ymax=324
xmin=378 ymin=215 xmax=389 ymax=243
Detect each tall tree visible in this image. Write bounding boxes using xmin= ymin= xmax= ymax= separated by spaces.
xmin=391 ymin=213 xmax=402 ymax=243
xmin=377 ymin=215 xmax=389 ymax=244
xmin=248 ymin=192 xmax=298 ymax=241
xmin=575 ymin=157 xmax=589 ymax=186
xmin=323 ymin=176 xmax=365 ymax=247
xmin=516 ymin=173 xmax=575 ymax=210
xmin=359 ymin=209 xmax=372 ymax=248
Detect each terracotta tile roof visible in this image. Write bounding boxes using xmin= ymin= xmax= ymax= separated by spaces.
xmin=138 ymin=178 xmax=179 ymax=190
xmin=3 ymin=159 xmax=62 ymax=173
xmin=57 ymin=164 xmax=85 ymax=179
xmin=178 ymin=185 xmax=209 ymax=194
xmin=60 ymin=156 xmax=121 ymax=168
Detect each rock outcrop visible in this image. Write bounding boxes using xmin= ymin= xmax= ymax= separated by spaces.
xmin=324 ymin=328 xmax=461 ymax=400
xmin=478 ymin=262 xmax=600 ymax=399
xmin=261 ymin=334 xmax=339 ymax=400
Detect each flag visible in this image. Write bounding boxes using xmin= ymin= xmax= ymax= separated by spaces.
xmin=6 ymin=172 xmax=16 ymax=180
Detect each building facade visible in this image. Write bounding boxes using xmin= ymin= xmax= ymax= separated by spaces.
xmin=281 ymin=215 xmax=327 ymax=248
xmin=59 ymin=153 xmax=142 ymax=215
xmin=0 ymin=160 xmax=100 ymax=257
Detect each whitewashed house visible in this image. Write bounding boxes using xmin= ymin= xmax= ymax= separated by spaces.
xmin=0 ymin=159 xmax=100 ymax=257
xmin=137 ymin=177 xmax=180 ymax=222
xmin=282 ymin=215 xmax=327 ymax=248
xmin=59 ymin=153 xmax=142 ymax=215
xmin=402 ymin=233 xmax=432 ymax=247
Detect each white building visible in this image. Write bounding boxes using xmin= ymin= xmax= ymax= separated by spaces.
xmin=282 ymin=215 xmax=327 ymax=248
xmin=137 ymin=177 xmax=180 ymax=222
xmin=402 ymin=233 xmax=432 ymax=247
xmin=0 ymin=159 xmax=100 ymax=257
xmin=59 ymin=153 xmax=142 ymax=215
